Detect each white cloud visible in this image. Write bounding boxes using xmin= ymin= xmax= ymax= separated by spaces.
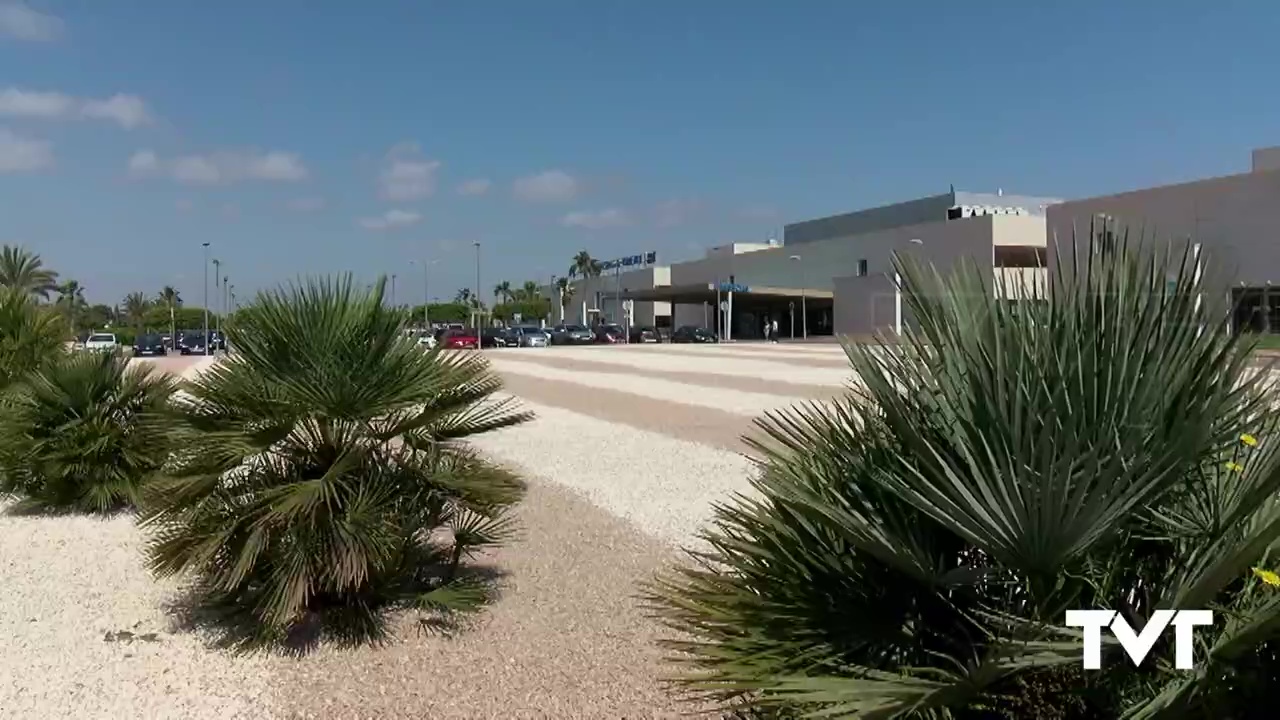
xmin=0 ymin=88 xmax=152 ymax=128
xmin=513 ymin=169 xmax=578 ymax=203
xmin=359 ymin=209 xmax=422 ymax=231
xmin=561 ymin=208 xmax=630 ymax=230
xmin=285 ymin=197 xmax=325 ymax=212
xmin=0 ymin=127 xmax=52 ymax=172
xmin=654 ymin=198 xmax=704 ymax=228
xmin=378 ymin=142 xmax=440 ymax=201
xmin=457 ymin=178 xmax=491 ymax=196
xmin=80 ymin=93 xmax=151 ymax=129
xmin=128 ymin=149 xmax=309 ymax=185
xmin=0 ymin=2 xmax=62 ymax=41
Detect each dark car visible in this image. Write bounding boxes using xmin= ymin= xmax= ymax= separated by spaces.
xmin=133 ymin=333 xmax=167 ymax=356
xmin=670 ymin=326 xmax=718 ymax=344
xmin=593 ymin=324 xmax=625 ymax=344
xmin=178 ymin=331 xmax=207 ymax=355
xmin=550 ymin=324 xmax=594 ymax=345
xmin=481 ymin=327 xmax=512 ymax=348
xmin=629 ymin=325 xmax=661 ymax=343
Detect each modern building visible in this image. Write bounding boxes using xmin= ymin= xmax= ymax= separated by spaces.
xmin=617 ymin=188 xmax=1060 ymax=339
xmin=1045 ymin=147 xmax=1280 ymax=332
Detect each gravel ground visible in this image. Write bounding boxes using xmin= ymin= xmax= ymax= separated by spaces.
xmin=472 ymin=395 xmax=759 ymax=545
xmin=497 ymin=346 xmax=852 ymax=385
xmin=1 ymin=347 xmax=806 ymax=718
xmin=487 ymin=356 xmax=816 ymax=416
xmin=617 ymin=343 xmax=851 ymax=367
xmin=0 ymin=505 xmax=281 ymax=720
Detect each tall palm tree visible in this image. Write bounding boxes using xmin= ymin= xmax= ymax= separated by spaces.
xmin=158 ymin=286 xmax=181 ymax=344
xmin=555 ymin=277 xmax=573 ymax=322
xmin=520 ymin=280 xmax=540 ymax=301
xmin=139 ymin=275 xmax=532 ymax=649
xmin=568 ymin=251 xmax=601 ymax=323
xmin=55 ymin=280 xmax=86 ymax=337
xmin=123 ymin=292 xmax=150 ymax=338
xmin=492 ymin=280 xmax=513 ymax=304
xmin=0 ymin=245 xmax=59 ymax=300
xmin=454 ymin=287 xmax=473 ymax=306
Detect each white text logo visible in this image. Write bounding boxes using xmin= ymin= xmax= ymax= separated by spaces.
xmin=1064 ymin=609 xmax=1213 ymax=669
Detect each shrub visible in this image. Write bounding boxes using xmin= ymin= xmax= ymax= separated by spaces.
xmin=0 ymin=351 xmax=176 ymax=513
xmin=139 ymin=275 xmax=531 ymax=651
xmin=647 ymin=226 xmax=1280 ymax=717
xmin=0 ymin=286 xmax=66 ymax=394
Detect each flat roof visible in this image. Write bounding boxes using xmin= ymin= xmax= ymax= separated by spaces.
xmin=619 ymin=283 xmax=833 ymax=303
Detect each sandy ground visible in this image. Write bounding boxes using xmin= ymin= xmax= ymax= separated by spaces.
xmin=1 ymin=343 xmax=851 ymax=719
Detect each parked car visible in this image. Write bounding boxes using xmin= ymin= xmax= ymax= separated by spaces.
xmin=550 ymin=324 xmax=595 ymax=345
xmin=481 ymin=327 xmax=512 ymax=348
xmin=440 ymin=328 xmax=479 ymax=349
xmin=629 ymin=325 xmax=662 ymax=343
xmin=84 ymin=332 xmax=118 ymax=353
xmin=133 ymin=333 xmax=167 ymax=356
xmin=594 ymin=324 xmax=626 ymax=344
xmin=512 ymin=326 xmax=549 ymax=347
xmin=179 ymin=331 xmax=208 ymax=355
xmin=670 ymin=326 xmax=718 ymax=343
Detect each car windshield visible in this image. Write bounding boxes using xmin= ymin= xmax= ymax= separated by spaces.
xmin=88 ymin=334 xmax=114 ymax=343
xmin=517 ymin=327 xmax=542 ymax=334
xmin=138 ymin=335 xmax=160 ymax=343
xmin=566 ymin=325 xmax=588 ymax=332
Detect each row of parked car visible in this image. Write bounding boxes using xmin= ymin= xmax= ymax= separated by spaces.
xmin=75 ymin=330 xmax=226 ymax=356
xmin=403 ymin=322 xmax=720 ymax=350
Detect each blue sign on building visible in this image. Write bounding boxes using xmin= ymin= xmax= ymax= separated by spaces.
xmin=718 ymin=282 xmax=750 ymax=293
xmin=600 ymin=251 xmax=658 ymax=271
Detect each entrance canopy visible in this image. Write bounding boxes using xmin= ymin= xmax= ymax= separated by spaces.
xmin=618 ymin=283 xmax=833 ymax=304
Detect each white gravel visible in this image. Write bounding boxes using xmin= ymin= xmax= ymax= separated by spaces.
xmin=0 ymin=505 xmax=278 ymax=720
xmin=531 ymin=346 xmax=853 ymax=386
xmin=486 ymin=356 xmax=816 ymax=415
xmin=469 ymin=395 xmax=758 ymax=545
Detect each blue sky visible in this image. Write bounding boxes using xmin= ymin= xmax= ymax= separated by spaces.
xmin=1 ymin=0 xmax=1276 ymax=307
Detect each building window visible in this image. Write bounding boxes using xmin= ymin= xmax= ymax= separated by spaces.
xmin=994 ymin=246 xmax=1047 ymax=268
xmin=857 ymin=259 xmax=868 ymax=277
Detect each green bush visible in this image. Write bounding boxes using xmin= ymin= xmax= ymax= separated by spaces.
xmin=0 ymin=286 xmax=66 ymax=394
xmin=647 ymin=225 xmax=1280 ymax=718
xmin=139 ymin=275 xmax=532 ymax=650
xmin=0 ymin=351 xmax=176 ymax=513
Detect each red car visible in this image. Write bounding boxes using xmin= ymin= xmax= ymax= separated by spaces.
xmin=440 ymin=328 xmax=480 ymax=349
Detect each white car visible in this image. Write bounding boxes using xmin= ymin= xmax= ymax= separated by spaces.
xmin=418 ymin=334 xmax=437 ymax=350
xmin=83 ymin=332 xmax=118 ymax=353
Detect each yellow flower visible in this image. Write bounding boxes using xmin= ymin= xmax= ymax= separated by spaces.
xmin=1226 ymin=461 xmax=1245 ymax=473
xmin=1252 ymin=567 xmax=1280 ymax=587
xmin=1241 ymin=433 xmax=1259 ymax=447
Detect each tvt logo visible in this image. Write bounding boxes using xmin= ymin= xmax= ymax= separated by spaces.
xmin=1064 ymin=609 xmax=1213 ymax=670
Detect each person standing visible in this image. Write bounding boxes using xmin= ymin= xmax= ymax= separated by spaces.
xmin=763 ymin=317 xmax=771 ymax=342
xmin=771 ymin=318 xmax=780 ymax=343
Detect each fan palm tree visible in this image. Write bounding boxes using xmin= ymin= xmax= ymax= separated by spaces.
xmin=520 ymin=280 xmax=540 ymax=301
xmin=158 ymin=286 xmax=181 ymax=344
xmin=55 ymin=280 xmax=86 ymax=337
xmin=648 ymin=224 xmax=1280 ymax=718
xmin=454 ymin=287 xmax=473 ymax=306
xmin=0 ymin=351 xmax=175 ymax=513
xmin=0 ymin=245 xmax=59 ymax=300
xmin=492 ymin=280 xmax=513 ymax=304
xmin=123 ymin=291 xmax=151 ymax=338
xmin=0 ymin=286 xmax=66 ymax=394
xmin=555 ymin=277 xmax=573 ymax=322
xmin=139 ymin=275 xmax=532 ymax=650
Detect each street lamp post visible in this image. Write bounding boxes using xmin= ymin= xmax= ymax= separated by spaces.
xmin=212 ymin=258 xmax=221 ymax=338
xmin=473 ymin=241 xmax=482 ymax=328
xmin=202 ymin=243 xmax=211 ymax=356
xmin=789 ymin=254 xmax=806 ymax=340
